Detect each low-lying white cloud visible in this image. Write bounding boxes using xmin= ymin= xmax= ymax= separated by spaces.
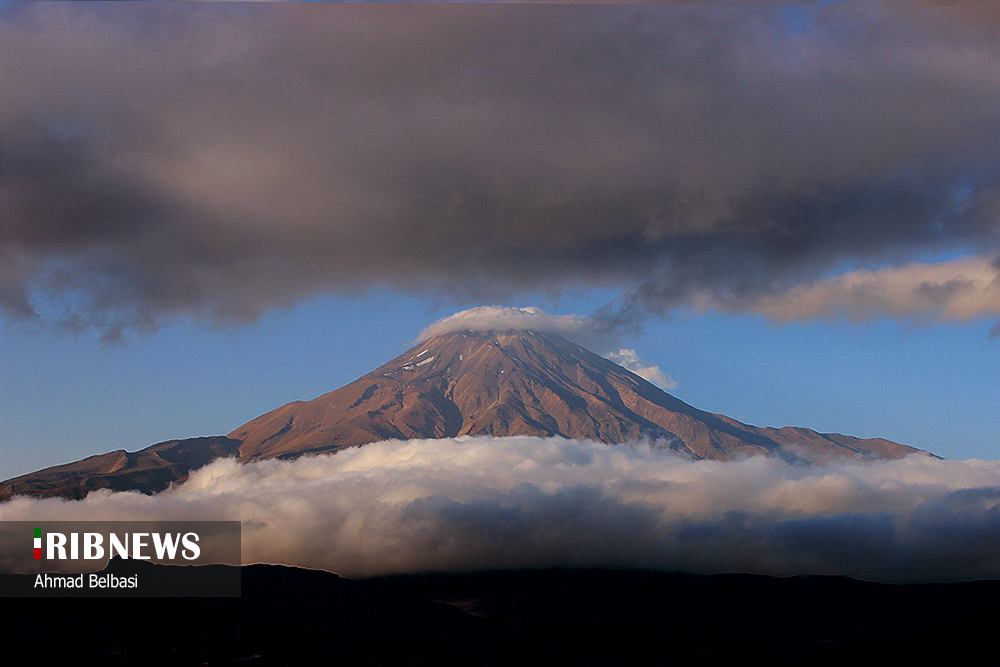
xmin=4 ymin=437 xmax=999 ymax=582
xmin=605 ymin=349 xmax=677 ymax=389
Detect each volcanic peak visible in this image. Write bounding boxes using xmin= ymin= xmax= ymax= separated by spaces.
xmin=228 ymin=330 xmax=919 ymax=464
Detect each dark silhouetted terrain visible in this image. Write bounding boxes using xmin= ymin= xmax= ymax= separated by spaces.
xmin=2 ymin=562 xmax=998 ymax=666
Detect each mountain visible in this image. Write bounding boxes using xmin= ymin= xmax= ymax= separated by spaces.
xmin=231 ymin=330 xmax=916 ymax=462
xmin=1 ymin=330 xmax=922 ymax=500
xmin=0 ymin=437 xmax=241 ymax=500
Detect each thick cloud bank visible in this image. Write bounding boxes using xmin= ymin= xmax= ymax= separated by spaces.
xmin=3 ymin=4 xmax=999 ymax=336
xmin=5 ymin=437 xmax=999 ymax=582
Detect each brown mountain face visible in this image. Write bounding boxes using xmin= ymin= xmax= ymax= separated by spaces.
xmin=230 ymin=331 xmax=920 ymax=463
xmin=2 ymin=330 xmax=922 ymax=501
xmin=0 ymin=437 xmax=241 ymax=501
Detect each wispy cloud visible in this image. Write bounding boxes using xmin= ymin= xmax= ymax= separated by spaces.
xmin=5 ymin=437 xmax=999 ymax=582
xmin=728 ymin=256 xmax=1000 ymax=324
xmin=605 ymin=349 xmax=677 ymax=389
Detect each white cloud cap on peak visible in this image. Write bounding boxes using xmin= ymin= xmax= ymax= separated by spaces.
xmin=418 ymin=306 xmax=597 ymax=342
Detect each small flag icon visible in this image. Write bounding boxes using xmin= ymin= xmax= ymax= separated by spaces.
xmin=34 ymin=527 xmax=41 ymax=559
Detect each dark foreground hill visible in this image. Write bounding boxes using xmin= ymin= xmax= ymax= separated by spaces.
xmin=2 ymin=330 xmax=922 ymax=500
xmin=2 ymin=562 xmax=998 ymax=666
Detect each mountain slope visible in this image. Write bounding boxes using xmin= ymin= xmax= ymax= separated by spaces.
xmin=0 ymin=436 xmax=241 ymax=500
xmin=230 ymin=331 xmax=920 ymax=464
xmin=2 ymin=330 xmax=922 ymax=501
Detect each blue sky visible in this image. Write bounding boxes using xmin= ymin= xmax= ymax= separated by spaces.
xmin=3 ymin=288 xmax=997 ymax=479
xmin=2 ymin=4 xmax=998 ymax=478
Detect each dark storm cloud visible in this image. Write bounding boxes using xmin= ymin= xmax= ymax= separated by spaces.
xmin=2 ymin=3 xmax=999 ymax=335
